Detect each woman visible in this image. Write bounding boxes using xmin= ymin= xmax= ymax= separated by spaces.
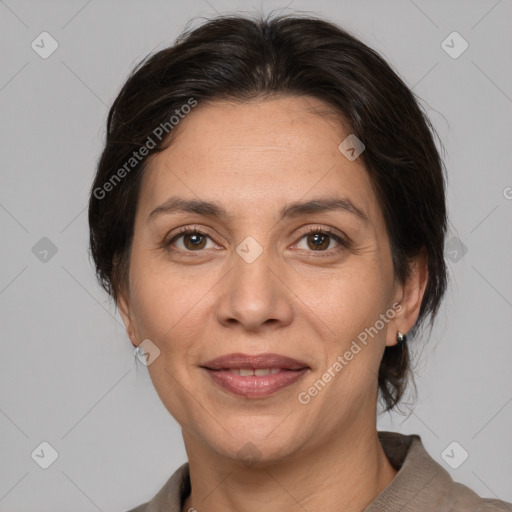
xmin=88 ymin=12 xmax=512 ymax=512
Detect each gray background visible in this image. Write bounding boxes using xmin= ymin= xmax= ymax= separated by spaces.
xmin=1 ymin=0 xmax=511 ymax=510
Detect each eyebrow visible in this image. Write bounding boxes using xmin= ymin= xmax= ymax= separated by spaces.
xmin=148 ymin=196 xmax=369 ymax=224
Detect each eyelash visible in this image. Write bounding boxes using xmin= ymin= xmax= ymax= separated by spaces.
xmin=163 ymin=225 xmax=350 ymax=256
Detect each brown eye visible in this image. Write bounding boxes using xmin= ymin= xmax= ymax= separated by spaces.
xmin=296 ymin=228 xmax=347 ymax=253
xmin=166 ymin=228 xmax=215 ymax=252
xmin=306 ymin=232 xmax=331 ymax=251
xmin=182 ymin=232 xmax=207 ymax=250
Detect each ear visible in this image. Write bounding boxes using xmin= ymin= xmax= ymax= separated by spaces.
xmin=386 ymin=250 xmax=429 ymax=347
xmin=117 ymin=287 xmax=138 ymax=347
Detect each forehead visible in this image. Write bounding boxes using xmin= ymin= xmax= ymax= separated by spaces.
xmin=137 ymin=96 xmax=382 ymax=228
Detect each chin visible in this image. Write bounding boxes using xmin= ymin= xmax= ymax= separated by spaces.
xmin=209 ymin=425 xmax=305 ymax=465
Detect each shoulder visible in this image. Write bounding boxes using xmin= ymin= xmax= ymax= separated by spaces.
xmin=123 ymin=462 xmax=190 ymax=512
xmin=370 ymin=431 xmax=512 ymax=511
xmin=441 ymin=481 xmax=512 ymax=511
xmin=125 ymin=505 xmax=146 ymax=512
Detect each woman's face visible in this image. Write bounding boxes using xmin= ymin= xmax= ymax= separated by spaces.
xmin=118 ymin=95 xmax=421 ymax=463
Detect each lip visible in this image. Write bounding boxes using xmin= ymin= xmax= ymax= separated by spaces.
xmin=202 ymin=353 xmax=309 ymax=371
xmin=201 ymin=353 xmax=310 ymax=398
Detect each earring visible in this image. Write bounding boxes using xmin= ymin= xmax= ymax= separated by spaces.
xmin=397 ymin=331 xmax=407 ymax=343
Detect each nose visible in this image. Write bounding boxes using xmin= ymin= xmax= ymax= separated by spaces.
xmin=215 ymin=242 xmax=294 ymax=333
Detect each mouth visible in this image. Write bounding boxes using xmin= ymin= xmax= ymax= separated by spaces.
xmin=201 ymin=353 xmax=310 ymax=398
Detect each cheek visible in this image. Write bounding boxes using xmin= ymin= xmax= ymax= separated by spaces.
xmin=318 ymin=265 xmax=389 ymax=332
xmin=128 ymin=248 xmax=209 ymax=339
xmin=128 ymin=264 xmax=208 ymax=424
xmin=309 ymin=267 xmax=390 ymax=387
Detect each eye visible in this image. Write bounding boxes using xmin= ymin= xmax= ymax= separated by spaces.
xmin=163 ymin=225 xmax=350 ymax=256
xmin=294 ymin=227 xmax=349 ymax=254
xmin=165 ymin=227 xmax=217 ymax=252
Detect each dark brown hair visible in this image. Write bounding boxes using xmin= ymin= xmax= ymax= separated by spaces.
xmin=88 ymin=12 xmax=448 ymax=412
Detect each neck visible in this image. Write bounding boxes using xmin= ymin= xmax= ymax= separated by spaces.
xmin=181 ymin=424 xmax=397 ymax=512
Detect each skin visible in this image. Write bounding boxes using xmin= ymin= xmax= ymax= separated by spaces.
xmin=118 ymin=95 xmax=428 ymax=512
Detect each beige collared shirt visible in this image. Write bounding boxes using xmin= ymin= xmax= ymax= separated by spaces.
xmin=126 ymin=431 xmax=512 ymax=511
